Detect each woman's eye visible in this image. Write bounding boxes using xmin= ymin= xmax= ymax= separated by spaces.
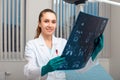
xmin=44 ymin=20 xmax=49 ymax=23
xmin=52 ymin=20 xmax=56 ymax=24
xmin=44 ymin=20 xmax=56 ymax=24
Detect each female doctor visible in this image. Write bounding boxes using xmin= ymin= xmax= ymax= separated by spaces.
xmin=24 ymin=8 xmax=104 ymax=80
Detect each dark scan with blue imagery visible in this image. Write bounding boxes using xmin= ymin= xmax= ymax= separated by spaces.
xmin=58 ymin=12 xmax=108 ymax=70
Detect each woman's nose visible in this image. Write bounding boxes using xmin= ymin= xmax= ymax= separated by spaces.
xmin=48 ymin=22 xmax=53 ymax=27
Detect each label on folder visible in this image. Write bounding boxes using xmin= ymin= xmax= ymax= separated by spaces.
xmin=58 ymin=12 xmax=108 ymax=70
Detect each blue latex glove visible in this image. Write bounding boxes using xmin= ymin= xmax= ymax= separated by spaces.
xmin=91 ymin=34 xmax=104 ymax=61
xmin=41 ymin=56 xmax=65 ymax=76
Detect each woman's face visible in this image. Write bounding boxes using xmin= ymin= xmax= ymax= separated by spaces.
xmin=39 ymin=12 xmax=57 ymax=36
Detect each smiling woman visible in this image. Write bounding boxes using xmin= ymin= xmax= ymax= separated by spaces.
xmin=24 ymin=8 xmax=68 ymax=80
xmin=34 ymin=9 xmax=57 ymax=39
xmin=38 ymin=11 xmax=57 ymax=39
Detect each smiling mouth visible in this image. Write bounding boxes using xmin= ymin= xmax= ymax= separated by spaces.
xmin=46 ymin=29 xmax=53 ymax=32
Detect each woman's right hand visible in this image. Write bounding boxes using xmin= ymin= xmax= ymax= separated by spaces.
xmin=41 ymin=56 xmax=65 ymax=76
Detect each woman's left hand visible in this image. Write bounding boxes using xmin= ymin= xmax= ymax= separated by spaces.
xmin=91 ymin=34 xmax=104 ymax=61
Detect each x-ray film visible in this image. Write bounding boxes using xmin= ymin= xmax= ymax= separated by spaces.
xmin=58 ymin=12 xmax=108 ymax=70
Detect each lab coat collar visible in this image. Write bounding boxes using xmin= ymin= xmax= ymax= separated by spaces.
xmin=38 ymin=34 xmax=57 ymax=46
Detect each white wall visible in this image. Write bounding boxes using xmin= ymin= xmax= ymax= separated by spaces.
xmin=110 ymin=0 xmax=120 ymax=80
xmin=0 ymin=61 xmax=26 ymax=80
xmin=98 ymin=1 xmax=120 ymax=79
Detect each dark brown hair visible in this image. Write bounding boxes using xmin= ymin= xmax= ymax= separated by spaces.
xmin=34 ymin=9 xmax=56 ymax=39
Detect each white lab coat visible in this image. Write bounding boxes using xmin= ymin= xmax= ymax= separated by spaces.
xmin=24 ymin=34 xmax=98 ymax=80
